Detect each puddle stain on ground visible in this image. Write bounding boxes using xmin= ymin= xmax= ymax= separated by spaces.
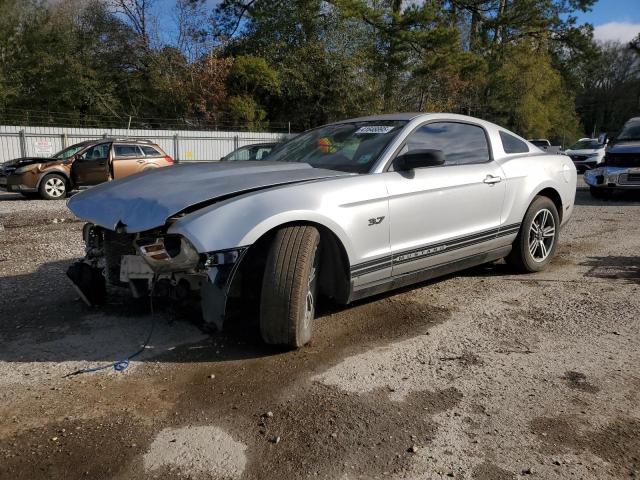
xmin=531 ymin=416 xmax=640 ymax=477
xmin=561 ymin=371 xmax=600 ymax=393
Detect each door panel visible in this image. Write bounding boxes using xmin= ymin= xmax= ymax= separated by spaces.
xmin=384 ymin=121 xmax=506 ymax=277
xmin=72 ymin=143 xmax=111 ymax=185
xmin=112 ymin=145 xmax=145 ymax=179
xmin=385 ymin=164 xmax=506 ymax=276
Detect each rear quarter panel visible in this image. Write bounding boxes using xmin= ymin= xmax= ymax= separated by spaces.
xmin=497 ymin=153 xmax=576 ymax=227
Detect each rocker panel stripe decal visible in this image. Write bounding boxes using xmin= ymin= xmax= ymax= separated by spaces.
xmin=351 ymin=222 xmax=521 ymax=277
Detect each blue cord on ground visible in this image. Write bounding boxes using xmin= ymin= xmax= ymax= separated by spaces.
xmin=64 ymin=295 xmax=157 ymax=378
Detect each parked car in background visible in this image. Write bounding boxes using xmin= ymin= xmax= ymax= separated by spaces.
xmin=585 ymin=117 xmax=640 ymax=197
xmin=0 ymin=139 xmax=173 ymax=199
xmin=220 ymin=142 xmax=278 ymax=161
xmin=528 ymin=138 xmax=563 ymax=154
xmin=66 ymin=113 xmax=576 ymax=348
xmin=564 ymin=138 xmax=606 ymax=172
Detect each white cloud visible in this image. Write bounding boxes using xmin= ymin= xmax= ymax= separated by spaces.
xmin=593 ymin=21 xmax=640 ymax=44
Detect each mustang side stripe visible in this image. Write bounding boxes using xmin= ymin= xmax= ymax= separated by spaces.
xmin=350 ymin=222 xmax=521 ymax=278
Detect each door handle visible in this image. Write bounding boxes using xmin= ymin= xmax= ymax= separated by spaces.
xmin=483 ymin=174 xmax=502 ymax=185
xmin=137 ymin=159 xmax=146 ymax=164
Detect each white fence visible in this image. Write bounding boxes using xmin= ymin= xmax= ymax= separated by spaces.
xmin=0 ymin=126 xmax=287 ymax=164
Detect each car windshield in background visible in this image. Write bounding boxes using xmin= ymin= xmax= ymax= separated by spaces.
xmin=570 ymin=140 xmax=604 ymax=150
xmin=530 ymin=140 xmax=549 ymax=147
xmin=617 ymin=121 xmax=640 ymax=141
xmin=51 ymin=144 xmax=85 ymax=159
xmin=267 ymin=121 xmax=407 ymax=173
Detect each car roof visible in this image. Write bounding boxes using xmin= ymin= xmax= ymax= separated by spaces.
xmin=329 ymin=113 xmax=510 ymax=131
xmin=69 ymin=138 xmax=159 ymax=148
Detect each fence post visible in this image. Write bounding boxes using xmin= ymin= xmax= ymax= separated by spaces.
xmin=61 ymin=133 xmax=68 ymax=149
xmin=233 ymin=135 xmax=239 ymax=150
xmin=18 ymin=129 xmax=26 ymax=157
xmin=173 ymin=134 xmax=180 ymax=163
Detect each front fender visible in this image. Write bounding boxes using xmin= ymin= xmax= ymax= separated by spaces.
xmin=168 ymin=187 xmax=359 ymax=264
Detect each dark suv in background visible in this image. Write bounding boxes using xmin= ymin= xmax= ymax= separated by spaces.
xmin=0 ymin=139 xmax=173 ymax=199
xmin=585 ymin=117 xmax=640 ymax=197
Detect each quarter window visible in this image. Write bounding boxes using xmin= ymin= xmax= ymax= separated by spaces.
xmin=141 ymin=146 xmax=161 ymax=156
xmin=403 ymin=122 xmax=491 ymax=166
xmin=114 ymin=145 xmax=142 ymax=157
xmin=500 ymin=131 xmax=529 ymax=154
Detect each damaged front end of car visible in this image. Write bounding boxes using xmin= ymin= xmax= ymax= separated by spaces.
xmin=66 ymin=222 xmax=247 ymax=331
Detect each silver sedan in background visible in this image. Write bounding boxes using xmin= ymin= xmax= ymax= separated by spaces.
xmin=66 ymin=113 xmax=577 ymax=348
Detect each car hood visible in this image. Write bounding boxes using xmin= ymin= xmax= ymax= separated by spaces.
xmin=565 ymin=149 xmax=602 ymax=155
xmin=608 ymin=141 xmax=640 ymax=154
xmin=67 ymin=161 xmax=350 ymax=233
xmin=3 ymin=157 xmax=56 ymax=168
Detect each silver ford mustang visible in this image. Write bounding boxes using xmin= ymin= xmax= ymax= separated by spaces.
xmin=66 ymin=113 xmax=577 ymax=347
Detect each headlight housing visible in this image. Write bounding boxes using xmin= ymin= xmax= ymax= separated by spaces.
xmin=14 ymin=164 xmax=39 ymax=174
xmin=136 ymin=234 xmax=200 ymax=272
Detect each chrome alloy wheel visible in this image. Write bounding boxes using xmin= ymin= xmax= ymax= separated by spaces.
xmin=528 ymin=208 xmax=556 ymax=262
xmin=44 ymin=177 xmax=66 ymax=198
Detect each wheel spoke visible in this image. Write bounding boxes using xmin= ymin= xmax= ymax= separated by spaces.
xmin=541 ymin=209 xmax=549 ymax=227
xmin=539 ymin=240 xmax=548 ymax=258
xmin=529 ymin=239 xmax=538 ymax=256
xmin=542 ymin=226 xmax=555 ymax=238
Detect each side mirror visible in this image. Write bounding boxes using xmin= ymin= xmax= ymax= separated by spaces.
xmin=394 ymin=149 xmax=445 ymax=171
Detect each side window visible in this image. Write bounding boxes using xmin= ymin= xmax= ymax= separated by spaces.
xmin=114 ymin=144 xmax=142 ymax=158
xmin=141 ymin=146 xmax=161 ymax=156
xmin=500 ymin=131 xmax=529 ymax=154
xmin=79 ymin=143 xmax=110 ymax=161
xmin=255 ymin=147 xmax=272 ymax=160
xmin=231 ymin=147 xmax=251 ymax=161
xmin=404 ymin=122 xmax=491 ymax=166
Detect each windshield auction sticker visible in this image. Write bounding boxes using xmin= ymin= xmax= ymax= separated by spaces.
xmin=356 ymin=126 xmax=394 ymax=134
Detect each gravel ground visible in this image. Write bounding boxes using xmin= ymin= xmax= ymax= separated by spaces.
xmin=0 ymin=181 xmax=639 ymax=480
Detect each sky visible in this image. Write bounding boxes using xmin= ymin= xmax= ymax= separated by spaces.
xmin=574 ymin=0 xmax=640 ymax=43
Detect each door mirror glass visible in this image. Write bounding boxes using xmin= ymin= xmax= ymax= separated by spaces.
xmin=394 ymin=149 xmax=445 ymax=170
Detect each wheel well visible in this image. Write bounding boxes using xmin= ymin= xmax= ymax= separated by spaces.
xmin=229 ymin=221 xmax=351 ymax=310
xmin=536 ymin=187 xmax=563 ymax=222
xmin=38 ymin=171 xmax=71 ymax=190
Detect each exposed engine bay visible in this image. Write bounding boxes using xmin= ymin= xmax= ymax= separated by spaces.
xmin=66 ymin=222 xmax=247 ymax=331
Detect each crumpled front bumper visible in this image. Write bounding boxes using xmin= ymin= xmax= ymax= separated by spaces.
xmin=584 ymin=166 xmax=640 ymax=189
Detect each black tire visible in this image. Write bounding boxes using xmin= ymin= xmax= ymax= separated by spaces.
xmin=506 ymin=196 xmax=560 ymax=273
xmin=260 ymin=225 xmax=321 ymax=347
xmin=39 ymin=174 xmax=67 ymax=200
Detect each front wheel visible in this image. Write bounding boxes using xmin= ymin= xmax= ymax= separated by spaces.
xmin=39 ymin=174 xmax=67 ymax=200
xmin=506 ymin=196 xmax=560 ymax=273
xmin=260 ymin=225 xmax=321 ymax=348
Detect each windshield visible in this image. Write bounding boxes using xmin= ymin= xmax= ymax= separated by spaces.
xmin=618 ymin=120 xmax=640 ymax=141
xmin=52 ymin=144 xmax=86 ymax=159
xmin=569 ymin=139 xmax=604 ymax=150
xmin=267 ymin=121 xmax=408 ymax=173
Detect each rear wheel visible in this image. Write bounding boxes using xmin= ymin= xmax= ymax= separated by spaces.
xmin=506 ymin=196 xmax=559 ymax=273
xmin=260 ymin=225 xmax=320 ymax=348
xmin=39 ymin=174 xmax=67 ymax=200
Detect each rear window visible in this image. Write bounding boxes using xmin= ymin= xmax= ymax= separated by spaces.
xmin=141 ymin=146 xmax=161 ymax=156
xmin=500 ymin=131 xmax=529 ymax=154
xmin=114 ymin=145 xmax=142 ymax=157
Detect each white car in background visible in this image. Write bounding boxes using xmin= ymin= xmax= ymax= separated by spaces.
xmin=565 ymin=138 xmax=606 ymax=172
xmin=66 ymin=113 xmax=577 ymax=348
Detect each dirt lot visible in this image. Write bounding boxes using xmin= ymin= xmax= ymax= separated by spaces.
xmin=0 ymin=179 xmax=639 ymax=480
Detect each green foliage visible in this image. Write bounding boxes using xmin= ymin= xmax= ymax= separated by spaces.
xmin=488 ymin=40 xmax=581 ymax=142
xmin=0 ymin=0 xmax=634 ymax=137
